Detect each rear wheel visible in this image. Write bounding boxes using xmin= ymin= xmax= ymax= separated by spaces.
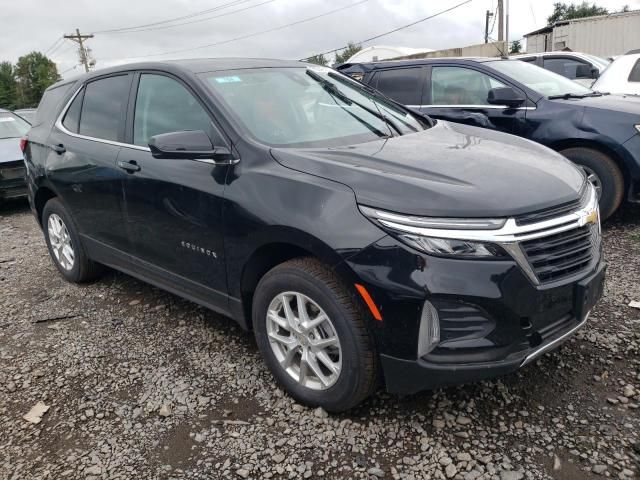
xmin=560 ymin=147 xmax=625 ymax=220
xmin=42 ymin=198 xmax=102 ymax=283
xmin=253 ymin=258 xmax=377 ymax=412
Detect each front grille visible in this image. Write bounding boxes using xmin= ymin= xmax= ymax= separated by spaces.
xmin=521 ymin=223 xmax=600 ymax=284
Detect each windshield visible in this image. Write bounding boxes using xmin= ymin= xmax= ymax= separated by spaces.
xmin=200 ymin=67 xmax=426 ymax=148
xmin=489 ymin=60 xmax=593 ymax=97
xmin=0 ymin=112 xmax=30 ymax=139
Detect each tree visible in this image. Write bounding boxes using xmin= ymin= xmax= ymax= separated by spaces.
xmin=306 ymin=54 xmax=329 ymax=66
xmin=13 ymin=52 xmax=60 ymax=108
xmin=0 ymin=62 xmax=18 ymax=110
xmin=510 ymin=40 xmax=522 ymax=54
xmin=334 ymin=42 xmax=362 ymax=65
xmin=547 ymin=2 xmax=609 ymax=25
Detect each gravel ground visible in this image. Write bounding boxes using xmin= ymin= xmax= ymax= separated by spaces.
xmin=1 ymin=198 xmax=639 ymax=480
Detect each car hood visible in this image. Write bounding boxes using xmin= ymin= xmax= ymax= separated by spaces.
xmin=550 ymin=93 xmax=640 ymax=115
xmin=0 ymin=137 xmax=23 ymax=164
xmin=271 ymin=121 xmax=585 ymax=218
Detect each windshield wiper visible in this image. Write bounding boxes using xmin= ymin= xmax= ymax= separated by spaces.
xmin=306 ymin=69 xmax=402 ymax=136
xmin=548 ymin=92 xmax=604 ymax=100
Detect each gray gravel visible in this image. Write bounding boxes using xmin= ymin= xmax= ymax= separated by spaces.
xmin=1 ymin=199 xmax=639 ymax=480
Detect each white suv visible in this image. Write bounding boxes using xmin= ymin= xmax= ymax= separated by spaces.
xmin=512 ymin=51 xmax=610 ymax=88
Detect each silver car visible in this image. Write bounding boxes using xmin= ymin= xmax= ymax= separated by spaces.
xmin=0 ymin=109 xmax=30 ymax=201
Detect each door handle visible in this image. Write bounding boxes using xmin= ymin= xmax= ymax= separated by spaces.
xmin=117 ymin=160 xmax=141 ymax=172
xmin=51 ymin=144 xmax=66 ymax=154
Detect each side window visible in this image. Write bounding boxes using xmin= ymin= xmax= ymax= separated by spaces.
xmin=431 ymin=67 xmax=507 ymax=105
xmin=133 ymin=74 xmax=221 ymax=147
xmin=79 ymin=75 xmax=130 ymax=141
xmin=543 ymin=58 xmax=589 ymax=79
xmin=62 ymin=89 xmax=83 ymax=133
xmin=374 ymin=68 xmax=424 ymax=105
xmin=629 ymin=59 xmax=640 ymax=82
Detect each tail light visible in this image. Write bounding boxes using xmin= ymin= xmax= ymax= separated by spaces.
xmin=20 ymin=136 xmax=28 ymax=153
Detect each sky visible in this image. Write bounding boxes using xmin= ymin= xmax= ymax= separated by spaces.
xmin=2 ymin=0 xmax=639 ymax=78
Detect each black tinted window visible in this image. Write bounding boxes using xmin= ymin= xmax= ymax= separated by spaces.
xmin=134 ymin=74 xmax=219 ymax=146
xmin=543 ymin=58 xmax=589 ymax=79
xmin=62 ymin=89 xmax=83 ymax=133
xmin=33 ymin=83 xmax=74 ymax=127
xmin=629 ymin=59 xmax=640 ymax=82
xmin=79 ymin=75 xmax=130 ymax=141
xmin=374 ymin=68 xmax=423 ymax=105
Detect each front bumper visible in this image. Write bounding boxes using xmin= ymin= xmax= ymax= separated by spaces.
xmin=345 ymin=235 xmax=605 ymax=395
xmin=0 ymin=160 xmax=27 ymax=200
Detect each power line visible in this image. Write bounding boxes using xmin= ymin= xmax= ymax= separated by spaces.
xmin=93 ymin=0 xmax=256 ymax=34
xmin=301 ymin=0 xmax=474 ymax=60
xmin=101 ymin=0 xmax=370 ymax=60
xmin=44 ymin=37 xmax=64 ymax=56
xmin=99 ymin=0 xmax=275 ymax=34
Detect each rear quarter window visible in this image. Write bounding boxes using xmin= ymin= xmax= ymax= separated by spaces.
xmin=629 ymin=59 xmax=640 ymax=82
xmin=32 ymin=82 xmax=76 ymax=127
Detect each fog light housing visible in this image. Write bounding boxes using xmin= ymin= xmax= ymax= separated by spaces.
xmin=418 ymin=300 xmax=440 ymax=357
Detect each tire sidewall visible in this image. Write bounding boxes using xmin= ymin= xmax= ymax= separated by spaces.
xmin=253 ymin=267 xmax=367 ymax=411
xmin=43 ymin=199 xmax=85 ymax=282
xmin=561 ymin=148 xmax=624 ymax=220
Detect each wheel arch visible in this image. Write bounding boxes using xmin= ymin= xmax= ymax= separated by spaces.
xmin=33 ymin=186 xmax=58 ymax=226
xmin=550 ymin=138 xmax=630 ymax=193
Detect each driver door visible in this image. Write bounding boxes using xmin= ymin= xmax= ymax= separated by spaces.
xmin=120 ymin=72 xmax=232 ymax=302
xmin=421 ymin=65 xmax=527 ymax=135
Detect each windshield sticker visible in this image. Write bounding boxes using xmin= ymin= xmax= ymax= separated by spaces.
xmin=307 ymin=66 xmax=331 ymax=74
xmin=0 ymin=117 xmax=16 ymax=122
xmin=214 ymin=76 xmax=242 ymax=84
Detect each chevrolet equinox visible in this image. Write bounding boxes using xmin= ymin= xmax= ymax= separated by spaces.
xmin=23 ymin=59 xmax=605 ymax=411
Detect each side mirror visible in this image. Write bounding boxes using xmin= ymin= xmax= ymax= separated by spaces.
xmin=149 ymin=130 xmax=233 ymax=162
xmin=575 ymin=64 xmax=595 ymax=79
xmin=487 ymin=87 xmax=526 ymax=107
xmin=591 ymin=67 xmax=600 ymax=79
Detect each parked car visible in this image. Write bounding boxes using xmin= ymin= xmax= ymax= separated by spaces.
xmin=511 ymin=51 xmax=609 ymax=87
xmin=592 ymin=51 xmax=640 ymax=96
xmin=14 ymin=108 xmax=36 ymax=124
xmin=24 ymin=59 xmax=604 ymax=411
xmin=0 ymin=108 xmax=30 ymax=202
xmin=338 ymin=57 xmax=640 ymax=220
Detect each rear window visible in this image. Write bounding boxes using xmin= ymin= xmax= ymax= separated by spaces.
xmin=79 ymin=75 xmax=130 ymax=141
xmin=629 ymin=59 xmax=640 ymax=82
xmin=374 ymin=68 xmax=424 ymax=105
xmin=0 ymin=112 xmax=30 ymax=139
xmin=32 ymin=82 xmax=75 ymax=127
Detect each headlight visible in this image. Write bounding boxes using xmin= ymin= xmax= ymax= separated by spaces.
xmin=635 ymin=124 xmax=640 ymax=134
xmin=359 ymin=206 xmax=507 ymax=258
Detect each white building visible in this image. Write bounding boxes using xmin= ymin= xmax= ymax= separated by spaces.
xmin=524 ymin=10 xmax=640 ymax=58
xmin=345 ymin=45 xmax=433 ymax=63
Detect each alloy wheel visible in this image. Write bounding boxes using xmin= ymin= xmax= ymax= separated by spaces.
xmin=47 ymin=213 xmax=75 ymax=271
xmin=582 ymin=166 xmax=603 ymax=199
xmin=266 ymin=292 xmax=342 ymax=391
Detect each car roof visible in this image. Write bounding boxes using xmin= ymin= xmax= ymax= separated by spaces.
xmin=338 ymin=57 xmax=501 ymax=71
xmin=49 ymin=58 xmax=310 ymax=90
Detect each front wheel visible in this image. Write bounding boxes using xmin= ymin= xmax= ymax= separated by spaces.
xmin=253 ymin=258 xmax=378 ymax=412
xmin=560 ymin=147 xmax=625 ymax=220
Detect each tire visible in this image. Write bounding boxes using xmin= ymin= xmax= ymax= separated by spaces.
xmin=560 ymin=147 xmax=625 ymax=220
xmin=42 ymin=198 xmax=102 ymax=283
xmin=253 ymin=258 xmax=378 ymax=412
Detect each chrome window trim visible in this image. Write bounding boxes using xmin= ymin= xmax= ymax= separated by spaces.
xmin=361 ymin=185 xmax=599 ymax=286
xmin=407 ymin=104 xmax=536 ymax=111
xmin=54 ymin=83 xmax=239 ymax=166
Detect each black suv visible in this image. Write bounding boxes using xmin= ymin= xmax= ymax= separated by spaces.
xmin=24 ymin=59 xmax=604 ymax=411
xmin=338 ymin=57 xmax=640 ymax=220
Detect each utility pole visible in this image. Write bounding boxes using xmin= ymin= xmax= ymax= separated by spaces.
xmin=506 ymin=0 xmax=510 ymax=54
xmin=484 ymin=10 xmax=494 ymax=44
xmin=63 ymin=29 xmax=94 ymax=73
xmin=497 ymin=0 xmax=504 ymax=41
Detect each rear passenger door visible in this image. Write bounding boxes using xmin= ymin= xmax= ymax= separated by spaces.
xmin=119 ymin=72 xmax=231 ymax=303
xmin=421 ymin=65 xmax=527 ymax=134
xmin=49 ymin=73 xmax=133 ymax=254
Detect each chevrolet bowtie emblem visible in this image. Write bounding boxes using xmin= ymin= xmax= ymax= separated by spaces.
xmin=580 ymin=209 xmax=599 ymax=226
